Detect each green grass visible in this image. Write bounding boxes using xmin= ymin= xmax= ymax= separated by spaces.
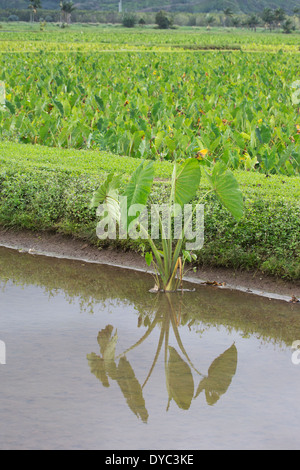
xmin=0 ymin=141 xmax=173 ymax=178
xmin=0 ymin=141 xmax=299 ymax=280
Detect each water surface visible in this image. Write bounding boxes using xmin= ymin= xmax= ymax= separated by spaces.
xmin=0 ymin=247 xmax=299 ymax=450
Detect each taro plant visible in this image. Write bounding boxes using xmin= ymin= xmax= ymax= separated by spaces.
xmin=87 ymin=294 xmax=238 ymax=416
xmin=90 ymin=158 xmax=243 ymax=292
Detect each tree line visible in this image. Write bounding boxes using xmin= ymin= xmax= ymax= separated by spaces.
xmin=1 ymin=2 xmax=300 ymax=33
xmin=122 ymin=7 xmax=300 ymax=32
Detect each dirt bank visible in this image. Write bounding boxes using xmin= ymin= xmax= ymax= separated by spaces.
xmin=0 ymin=228 xmax=299 ymax=302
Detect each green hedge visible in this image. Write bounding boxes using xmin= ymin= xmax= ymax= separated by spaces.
xmin=0 ymin=142 xmax=299 ymax=280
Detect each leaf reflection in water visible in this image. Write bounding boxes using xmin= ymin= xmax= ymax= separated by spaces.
xmin=194 ymin=343 xmax=238 ymax=406
xmin=87 ymin=295 xmax=238 ymax=421
xmin=87 ymin=325 xmax=148 ymax=423
xmin=166 ymin=346 xmax=194 ymax=411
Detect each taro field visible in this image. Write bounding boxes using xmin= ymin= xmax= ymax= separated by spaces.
xmin=0 ymin=26 xmax=299 ymax=176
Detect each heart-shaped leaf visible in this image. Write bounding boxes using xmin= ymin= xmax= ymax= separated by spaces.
xmin=122 ymin=160 xmax=154 ymax=227
xmin=195 ymin=343 xmax=238 ymax=406
xmin=172 ymin=158 xmax=201 ymax=208
xmin=166 ymin=346 xmax=194 ymax=410
xmin=90 ymin=173 xmax=120 ymax=222
xmin=205 ymin=162 xmax=244 ymax=221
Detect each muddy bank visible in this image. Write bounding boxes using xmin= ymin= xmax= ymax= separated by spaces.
xmin=0 ymin=228 xmax=299 ymax=302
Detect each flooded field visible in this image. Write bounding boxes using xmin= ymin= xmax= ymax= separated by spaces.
xmin=0 ymin=246 xmax=299 ymax=450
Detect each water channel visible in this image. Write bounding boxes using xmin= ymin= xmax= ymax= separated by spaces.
xmin=0 ymin=246 xmax=299 ymax=450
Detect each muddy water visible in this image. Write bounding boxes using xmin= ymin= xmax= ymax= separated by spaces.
xmin=0 ymin=246 xmax=300 ymax=450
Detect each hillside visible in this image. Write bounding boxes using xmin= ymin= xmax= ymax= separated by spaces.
xmin=2 ymin=0 xmax=300 ymax=14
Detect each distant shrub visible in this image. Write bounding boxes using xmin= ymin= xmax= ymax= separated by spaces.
xmin=187 ymin=15 xmax=197 ymax=26
xmin=155 ymin=11 xmax=172 ymax=29
xmin=7 ymin=15 xmax=19 ymax=22
xmin=122 ymin=13 xmax=136 ymax=28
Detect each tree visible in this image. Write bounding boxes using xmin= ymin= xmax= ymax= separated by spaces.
xmin=273 ymin=8 xmax=286 ymax=28
xmin=247 ymin=14 xmax=260 ymax=32
xmin=223 ymin=8 xmax=233 ymax=27
xmin=293 ymin=7 xmax=300 ymax=29
xmin=60 ymin=1 xmax=76 ymax=25
xmin=28 ymin=0 xmax=41 ymax=23
xmin=155 ymin=11 xmax=172 ymax=29
xmin=282 ymin=18 xmax=293 ymax=33
xmin=138 ymin=17 xmax=146 ymax=27
xmin=293 ymin=7 xmax=300 ymax=28
xmin=122 ymin=13 xmax=137 ymax=28
xmin=205 ymin=15 xmax=215 ymax=27
xmin=294 ymin=7 xmax=300 ymax=18
xmin=261 ymin=8 xmax=274 ymax=31
xmin=231 ymin=17 xmax=240 ymax=28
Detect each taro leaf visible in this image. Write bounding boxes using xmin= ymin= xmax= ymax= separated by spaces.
xmin=5 ymin=100 xmax=15 ymax=115
xmin=205 ymin=162 xmax=244 ymax=221
xmin=145 ymin=252 xmax=153 ymax=266
xmin=96 ymin=117 xmax=104 ymax=132
xmin=138 ymin=138 xmax=146 ymax=157
xmin=256 ymin=124 xmax=271 ymax=145
xmin=166 ymin=346 xmax=194 ymax=410
xmin=90 ymin=173 xmax=120 ymax=222
xmin=95 ymin=95 xmax=104 ymax=111
xmin=86 ymin=353 xmax=110 ymax=388
xmin=154 ymin=131 xmax=164 ymax=149
xmin=152 ymin=102 xmax=161 ymax=117
xmin=53 ymin=99 xmax=64 ymax=117
xmin=116 ymin=356 xmax=148 ymax=423
xmin=165 ymin=135 xmax=176 ymax=152
xmin=123 ymin=160 xmax=154 ymax=208
xmin=90 ymin=173 xmax=120 ymax=208
xmin=182 ymin=249 xmax=192 ymax=263
xmin=122 ymin=160 xmax=154 ymax=227
xmin=172 ymin=158 xmax=201 ymax=208
xmin=195 ymin=343 xmax=238 ymax=406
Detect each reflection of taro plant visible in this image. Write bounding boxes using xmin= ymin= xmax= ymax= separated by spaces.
xmin=87 ymin=295 xmax=238 ymax=417
xmin=87 ymin=325 xmax=149 ymax=423
xmin=90 ymin=159 xmax=243 ymax=292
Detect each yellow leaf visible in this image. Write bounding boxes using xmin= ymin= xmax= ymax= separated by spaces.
xmin=240 ymin=132 xmax=250 ymax=140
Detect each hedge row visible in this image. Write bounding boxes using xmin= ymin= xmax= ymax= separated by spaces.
xmin=0 ymin=142 xmax=299 ymax=280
